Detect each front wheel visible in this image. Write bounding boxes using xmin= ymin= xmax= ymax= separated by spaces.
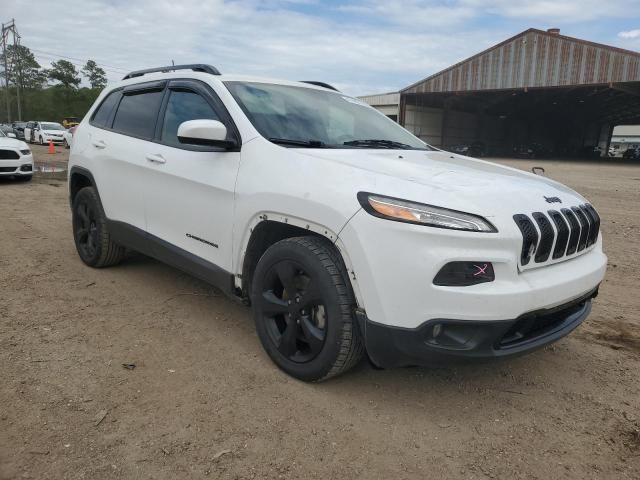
xmin=251 ymin=236 xmax=364 ymax=382
xmin=39 ymin=135 xmax=44 ymax=145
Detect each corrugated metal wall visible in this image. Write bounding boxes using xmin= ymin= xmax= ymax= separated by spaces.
xmin=403 ymin=29 xmax=640 ymax=94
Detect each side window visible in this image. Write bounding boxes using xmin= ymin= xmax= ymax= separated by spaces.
xmin=161 ymin=89 xmax=220 ymax=147
xmin=91 ymin=91 xmax=120 ymax=128
xmin=112 ymin=90 xmax=164 ymax=139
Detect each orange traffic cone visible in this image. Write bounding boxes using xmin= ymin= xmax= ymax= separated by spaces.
xmin=48 ymin=139 xmax=55 ymax=154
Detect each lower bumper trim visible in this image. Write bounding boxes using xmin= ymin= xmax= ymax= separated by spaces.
xmin=362 ymin=288 xmax=597 ymax=368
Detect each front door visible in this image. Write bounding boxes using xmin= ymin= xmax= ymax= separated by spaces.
xmin=142 ymin=80 xmax=241 ymax=273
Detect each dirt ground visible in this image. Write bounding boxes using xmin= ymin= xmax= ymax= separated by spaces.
xmin=1 ymin=147 xmax=639 ymax=479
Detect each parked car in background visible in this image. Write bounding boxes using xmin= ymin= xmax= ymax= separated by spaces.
xmin=579 ymin=146 xmax=603 ymax=159
xmin=448 ymin=141 xmax=486 ymax=157
xmin=11 ymin=121 xmax=26 ymax=139
xmin=0 ymin=128 xmax=33 ymax=181
xmin=622 ymin=146 xmax=640 ymax=160
xmin=513 ymin=143 xmax=550 ymax=159
xmin=27 ymin=121 xmax=66 ymax=145
xmin=23 ymin=121 xmax=36 ymax=143
xmin=63 ymin=126 xmax=77 ymax=149
xmin=62 ymin=116 xmax=80 ymax=129
xmin=0 ymin=124 xmax=17 ymax=138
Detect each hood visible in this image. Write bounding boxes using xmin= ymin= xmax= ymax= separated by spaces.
xmin=296 ymin=148 xmax=587 ymax=221
xmin=42 ymin=129 xmax=65 ymax=135
xmin=0 ymin=136 xmax=28 ymax=150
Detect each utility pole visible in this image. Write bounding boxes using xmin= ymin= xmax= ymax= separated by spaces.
xmin=1 ymin=19 xmax=21 ymax=122
xmin=1 ymin=20 xmax=11 ymax=123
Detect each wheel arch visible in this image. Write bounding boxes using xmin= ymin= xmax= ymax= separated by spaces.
xmin=236 ymin=214 xmax=364 ymax=308
xmin=69 ymin=166 xmax=98 ymax=207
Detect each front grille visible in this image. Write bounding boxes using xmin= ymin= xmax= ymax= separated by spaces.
xmin=0 ymin=149 xmax=20 ymax=160
xmin=0 ymin=166 xmax=17 ymax=172
xmin=513 ymin=203 xmax=600 ymax=267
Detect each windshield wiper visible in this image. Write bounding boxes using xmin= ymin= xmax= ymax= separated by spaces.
xmin=343 ymin=139 xmax=416 ymax=149
xmin=269 ymin=138 xmax=327 ymax=148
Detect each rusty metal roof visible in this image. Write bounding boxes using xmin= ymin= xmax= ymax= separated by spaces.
xmin=402 ymin=28 xmax=640 ymax=94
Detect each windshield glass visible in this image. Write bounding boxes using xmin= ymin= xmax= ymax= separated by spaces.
xmin=41 ymin=122 xmax=64 ymax=130
xmin=224 ymin=82 xmax=430 ymax=150
xmin=0 ymin=130 xmax=6 ymax=137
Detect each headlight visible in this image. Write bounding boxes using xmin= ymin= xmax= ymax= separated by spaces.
xmin=357 ymin=192 xmax=497 ymax=232
xmin=20 ymin=149 xmax=31 ymax=156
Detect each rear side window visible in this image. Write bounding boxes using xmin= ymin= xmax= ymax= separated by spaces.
xmin=161 ymin=90 xmax=220 ymax=147
xmin=112 ymin=90 xmax=164 ymax=139
xmin=91 ymin=91 xmax=120 ymax=128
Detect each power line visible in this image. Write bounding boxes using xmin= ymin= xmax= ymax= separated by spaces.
xmin=34 ymin=51 xmax=128 ymax=76
xmin=29 ymin=48 xmax=129 ymax=74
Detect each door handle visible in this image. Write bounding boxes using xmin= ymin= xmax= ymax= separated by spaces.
xmin=92 ymin=140 xmax=106 ymax=149
xmin=146 ymin=154 xmax=166 ymax=164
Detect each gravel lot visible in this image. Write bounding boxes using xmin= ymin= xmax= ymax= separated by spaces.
xmin=1 ymin=147 xmax=639 ymax=479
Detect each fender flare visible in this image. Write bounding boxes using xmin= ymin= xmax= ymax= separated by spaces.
xmin=235 ymin=212 xmax=365 ymax=309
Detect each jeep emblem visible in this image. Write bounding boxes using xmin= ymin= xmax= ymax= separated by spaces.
xmin=544 ymin=196 xmax=562 ymax=204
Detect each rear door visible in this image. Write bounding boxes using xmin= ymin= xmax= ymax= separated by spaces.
xmin=88 ymin=81 xmax=165 ymax=233
xmin=142 ymin=79 xmax=241 ymax=272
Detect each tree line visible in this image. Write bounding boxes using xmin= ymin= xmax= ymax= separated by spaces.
xmin=0 ymin=44 xmax=109 ymax=123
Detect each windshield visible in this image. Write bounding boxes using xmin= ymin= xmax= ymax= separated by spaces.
xmin=0 ymin=130 xmax=6 ymax=137
xmin=224 ymin=82 xmax=430 ymax=150
xmin=41 ymin=122 xmax=64 ymax=130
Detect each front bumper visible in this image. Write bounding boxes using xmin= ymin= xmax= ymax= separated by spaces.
xmin=361 ymin=288 xmax=597 ymax=368
xmin=0 ymin=153 xmax=34 ymax=176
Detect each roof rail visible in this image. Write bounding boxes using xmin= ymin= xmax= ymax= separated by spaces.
xmin=300 ymin=81 xmax=339 ymax=92
xmin=122 ymin=64 xmax=221 ymax=80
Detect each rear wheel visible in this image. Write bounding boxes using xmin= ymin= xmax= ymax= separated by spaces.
xmin=251 ymin=236 xmax=364 ymax=382
xmin=72 ymin=187 xmax=125 ymax=267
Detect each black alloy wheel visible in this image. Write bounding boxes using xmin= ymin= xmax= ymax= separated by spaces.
xmin=260 ymin=260 xmax=327 ymax=363
xmin=74 ymin=199 xmax=99 ymax=261
xmin=252 ymin=236 xmax=364 ymax=382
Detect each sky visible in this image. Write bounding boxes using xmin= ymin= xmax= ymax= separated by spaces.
xmin=1 ymin=0 xmax=640 ymax=96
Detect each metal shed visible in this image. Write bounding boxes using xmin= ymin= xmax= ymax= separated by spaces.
xmin=399 ymin=28 xmax=640 ymax=156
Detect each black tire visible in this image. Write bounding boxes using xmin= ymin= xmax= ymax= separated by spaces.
xmin=39 ymin=135 xmax=43 ymax=145
xmin=72 ymin=186 xmax=125 ymax=268
xmin=251 ymin=236 xmax=364 ymax=382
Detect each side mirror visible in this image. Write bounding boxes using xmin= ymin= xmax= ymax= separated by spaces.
xmin=7 ymin=132 xmax=16 ymax=138
xmin=177 ymin=119 xmax=236 ymax=149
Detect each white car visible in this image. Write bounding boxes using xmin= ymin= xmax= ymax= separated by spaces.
xmin=0 ymin=128 xmax=33 ymax=181
xmin=63 ymin=126 xmax=77 ymax=149
xmin=68 ymin=64 xmax=607 ymax=381
xmin=28 ymin=121 xmax=66 ymax=145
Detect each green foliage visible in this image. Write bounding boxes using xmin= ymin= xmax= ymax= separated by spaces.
xmin=48 ymin=59 xmax=81 ymax=89
xmin=82 ymin=60 xmax=107 ymax=89
xmin=6 ymin=44 xmax=48 ymax=89
xmin=0 ymin=44 xmax=110 ymax=123
xmin=0 ymin=85 xmax=101 ymax=123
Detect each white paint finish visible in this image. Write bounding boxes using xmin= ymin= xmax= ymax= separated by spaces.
xmin=69 ymin=71 xmax=607 ymax=333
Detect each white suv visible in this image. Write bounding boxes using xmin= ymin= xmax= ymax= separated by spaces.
xmin=68 ymin=64 xmax=607 ymax=381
